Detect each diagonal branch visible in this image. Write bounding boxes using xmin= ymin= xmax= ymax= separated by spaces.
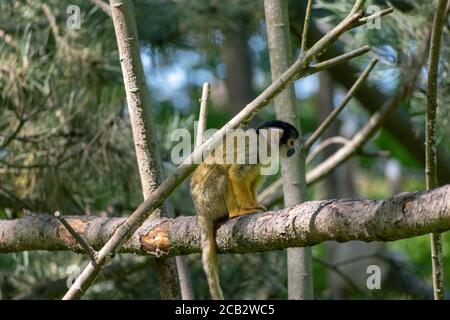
xmin=305 ymin=136 xmax=349 ymax=164
xmin=351 ymin=7 xmax=394 ymax=29
xmin=14 ymin=257 xmax=151 ymax=300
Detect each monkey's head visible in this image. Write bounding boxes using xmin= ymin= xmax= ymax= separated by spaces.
xmin=256 ymin=120 xmax=300 ymax=158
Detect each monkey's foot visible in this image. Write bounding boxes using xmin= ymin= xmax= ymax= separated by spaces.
xmin=230 ymin=205 xmax=266 ymax=218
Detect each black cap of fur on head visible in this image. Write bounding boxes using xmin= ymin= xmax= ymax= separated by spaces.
xmin=256 ymin=120 xmax=299 ymax=145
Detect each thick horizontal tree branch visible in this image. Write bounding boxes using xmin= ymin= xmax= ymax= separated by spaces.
xmin=1 ymin=185 xmax=449 ymax=256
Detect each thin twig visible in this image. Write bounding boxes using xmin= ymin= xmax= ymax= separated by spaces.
xmin=89 ymin=0 xmax=111 ymax=16
xmin=41 ymin=4 xmax=61 ymax=41
xmin=305 ymin=58 xmax=378 ymax=149
xmin=54 ymin=211 xmax=97 ymax=263
xmin=196 ymin=82 xmax=210 ymax=148
xmin=352 ymin=7 xmax=394 ymax=28
xmin=328 ymin=253 xmax=377 ymax=268
xmin=300 ymin=0 xmax=313 ymax=55
xmin=306 ymin=136 xmax=391 ymax=164
xmin=306 ymin=28 xmax=428 ymax=185
xmin=302 ymin=46 xmax=370 ymax=77
xmin=426 ymin=0 xmax=448 ymax=301
xmin=306 ymin=136 xmax=349 ymax=164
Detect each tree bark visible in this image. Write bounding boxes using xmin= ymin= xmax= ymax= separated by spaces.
xmin=2 ymin=185 xmax=450 ymax=257
xmin=264 ymin=0 xmax=312 ymax=299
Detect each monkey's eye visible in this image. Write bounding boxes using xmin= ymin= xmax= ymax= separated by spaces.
xmin=287 ymin=139 xmax=294 ymax=147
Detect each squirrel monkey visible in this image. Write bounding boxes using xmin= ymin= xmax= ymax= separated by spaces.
xmin=190 ymin=120 xmax=300 ymax=299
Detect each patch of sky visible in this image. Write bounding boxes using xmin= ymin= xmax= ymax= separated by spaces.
xmin=371 ymin=45 xmax=400 ymax=95
xmin=295 ymin=74 xmax=319 ymax=100
xmin=141 ymin=49 xmax=213 ymax=111
xmin=248 ymin=34 xmax=266 ymax=54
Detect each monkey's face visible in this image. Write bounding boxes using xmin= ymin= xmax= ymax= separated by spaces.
xmin=257 ymin=120 xmax=300 ymax=158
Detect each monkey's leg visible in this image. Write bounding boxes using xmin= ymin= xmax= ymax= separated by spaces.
xmin=251 ymin=175 xmax=264 ymax=201
xmin=228 ymin=165 xmax=266 ymax=218
xmin=225 ymin=179 xmax=240 ymax=218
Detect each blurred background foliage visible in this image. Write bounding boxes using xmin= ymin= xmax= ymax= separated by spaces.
xmin=0 ymin=0 xmax=449 ymax=299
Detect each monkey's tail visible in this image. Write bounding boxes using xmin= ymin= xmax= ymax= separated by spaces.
xmin=198 ymin=215 xmax=224 ymax=300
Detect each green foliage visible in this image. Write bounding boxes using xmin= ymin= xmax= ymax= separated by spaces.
xmin=389 ymin=232 xmax=450 ymax=286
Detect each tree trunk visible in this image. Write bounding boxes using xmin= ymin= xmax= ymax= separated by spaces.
xmin=221 ymin=17 xmax=256 ymax=117
xmin=317 ymin=72 xmax=340 ymax=198
xmin=426 ymin=0 xmax=448 ymax=300
xmin=264 ymin=0 xmax=312 ymax=299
